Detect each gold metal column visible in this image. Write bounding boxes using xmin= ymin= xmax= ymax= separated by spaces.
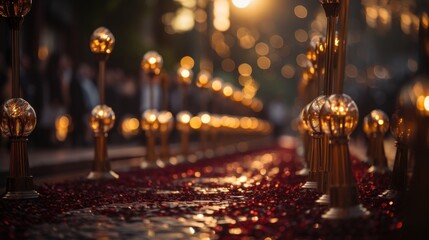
xmin=87 ymin=27 xmax=118 ymax=180
xmin=0 ymin=0 xmax=39 ymax=199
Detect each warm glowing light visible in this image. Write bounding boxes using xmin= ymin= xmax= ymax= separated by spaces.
xmin=38 ymin=46 xmax=49 ymax=61
xmin=196 ymin=70 xmax=212 ymax=88
xmin=157 ymin=111 xmax=173 ymax=124
xmin=55 ymin=114 xmax=71 ymax=142
xmin=294 ymin=5 xmax=307 ymax=19
xmin=281 ymin=64 xmax=295 ymax=79
xmin=141 ymin=51 xmax=163 ymax=76
xmin=257 ymin=56 xmax=271 ymax=70
xmin=213 ymin=0 xmax=230 ymax=32
xmin=180 ymin=56 xmax=195 ymax=69
xmin=238 ymin=63 xmax=252 ymax=76
xmin=177 ymin=67 xmax=193 ymax=85
xmin=222 ymin=84 xmax=234 ymax=97
xmin=121 ymin=117 xmax=140 ymax=138
xmin=171 ymin=7 xmax=195 ymax=32
xmin=90 ymin=27 xmax=115 ymax=55
xmin=232 ymin=0 xmax=252 ymax=9
xmin=211 ymin=78 xmax=223 ymax=92
xmin=177 ymin=111 xmax=191 ymax=124
xmin=190 ymin=116 xmax=202 ymax=129
xmin=255 ymin=42 xmax=269 ymax=56
xmin=295 ymin=29 xmax=308 ymax=43
xmin=200 ymin=113 xmax=211 ymax=124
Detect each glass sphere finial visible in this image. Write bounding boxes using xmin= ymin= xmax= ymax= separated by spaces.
xmin=363 ymin=109 xmax=389 ymax=136
xmin=177 ymin=67 xmax=193 ymax=85
xmin=0 ymin=98 xmax=36 ymax=137
xmin=307 ymin=95 xmax=327 ymax=133
xmin=196 ymin=70 xmax=212 ymax=88
xmin=141 ymin=51 xmax=163 ymax=76
xmin=0 ymin=0 xmax=32 ymax=18
xmin=89 ymin=27 xmax=115 ymax=56
xmin=320 ymin=94 xmax=359 ymax=137
xmin=89 ymin=105 xmax=115 ymax=134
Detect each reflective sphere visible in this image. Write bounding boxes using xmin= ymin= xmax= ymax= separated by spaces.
xmin=363 ymin=109 xmax=390 ymax=136
xmin=177 ymin=67 xmax=193 ymax=85
xmin=0 ymin=0 xmax=31 ymax=18
xmin=211 ymin=78 xmax=223 ymax=93
xmin=397 ymin=76 xmax=429 ymax=145
xmin=89 ymin=27 xmax=115 ymax=55
xmin=141 ymin=109 xmax=159 ymax=131
xmin=90 ymin=105 xmax=115 ymax=134
xmin=0 ymin=98 xmax=36 ymax=137
xmin=320 ymin=94 xmax=359 ymax=137
xmin=141 ymin=51 xmax=163 ymax=76
xmin=307 ymin=95 xmax=327 ymax=133
xmin=198 ymin=112 xmax=211 ymax=125
xmin=196 ymin=70 xmax=212 ymax=88
xmin=390 ymin=110 xmax=413 ymax=144
xmin=176 ymin=111 xmax=192 ymax=124
xmin=299 ymin=104 xmax=310 ymax=132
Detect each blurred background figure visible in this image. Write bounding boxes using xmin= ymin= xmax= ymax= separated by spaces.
xmin=69 ymin=62 xmax=99 ymax=147
xmin=267 ymin=96 xmax=287 ymax=137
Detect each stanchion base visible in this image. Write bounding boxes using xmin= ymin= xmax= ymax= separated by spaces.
xmin=3 ymin=190 xmax=39 ymax=199
xmin=296 ymin=167 xmax=309 ymax=176
xmin=367 ymin=166 xmax=390 ymax=174
xmin=87 ymin=171 xmax=119 ymax=180
xmin=3 ymin=176 xmax=39 ymax=199
xmin=301 ymin=181 xmax=318 ymax=189
xmin=322 ymin=204 xmax=370 ymax=220
xmin=379 ymin=189 xmax=398 ymax=199
xmin=316 ymin=194 xmax=329 ymax=205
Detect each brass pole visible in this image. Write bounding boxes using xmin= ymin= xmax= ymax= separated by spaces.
xmin=335 ymin=0 xmax=349 ymax=94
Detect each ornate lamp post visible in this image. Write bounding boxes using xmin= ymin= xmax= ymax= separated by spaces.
xmin=363 ymin=109 xmax=390 ymax=173
xmin=87 ymin=27 xmax=118 ymax=180
xmin=320 ymin=94 xmax=370 ymax=219
xmin=140 ymin=51 xmax=163 ymax=165
xmin=0 ymin=0 xmax=39 ymax=199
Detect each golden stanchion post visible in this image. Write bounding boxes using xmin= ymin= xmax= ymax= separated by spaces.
xmin=363 ymin=109 xmax=390 ymax=173
xmin=140 ymin=51 xmax=163 ymax=167
xmin=399 ymin=12 xmax=429 ymax=237
xmin=87 ymin=27 xmax=118 ymax=180
xmin=335 ymin=0 xmax=349 ymax=93
xmin=141 ymin=109 xmax=159 ymax=167
xmin=0 ymin=0 xmax=39 ymax=199
xmin=176 ymin=111 xmax=192 ymax=160
xmin=157 ymin=111 xmax=173 ymax=162
xmin=320 ymin=0 xmax=340 ymax=95
xmin=379 ymin=109 xmax=412 ymax=199
xmin=305 ymin=96 xmax=329 ymax=193
xmin=320 ymin=94 xmax=369 ymax=219
xmin=295 ymin=106 xmax=310 ymax=177
xmin=300 ymin=103 xmax=317 ymax=189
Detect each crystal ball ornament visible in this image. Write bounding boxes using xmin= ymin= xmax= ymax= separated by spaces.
xmin=141 ymin=51 xmax=163 ymax=77
xmin=89 ymin=27 xmax=115 ymax=60
xmin=158 ymin=111 xmax=174 ymax=131
xmin=196 ymin=70 xmax=212 ymax=88
xmin=141 ymin=109 xmax=159 ymax=131
xmin=89 ymin=105 xmax=115 ymax=134
xmin=320 ymin=94 xmax=358 ymax=137
xmin=0 ymin=0 xmax=32 ymax=18
xmin=363 ymin=109 xmax=390 ymax=173
xmin=320 ymin=93 xmax=369 ymax=219
xmin=177 ymin=67 xmax=193 ymax=85
xmin=0 ymin=98 xmax=36 ymax=137
xmin=363 ymin=109 xmax=389 ymax=137
xmin=307 ymin=95 xmax=327 ymax=134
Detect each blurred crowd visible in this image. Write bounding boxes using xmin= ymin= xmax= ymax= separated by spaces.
xmin=0 ymin=51 xmax=275 ymax=150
